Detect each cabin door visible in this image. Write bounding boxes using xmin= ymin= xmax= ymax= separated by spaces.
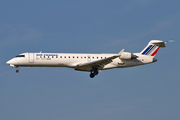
xmin=29 ymin=53 xmax=34 ymax=63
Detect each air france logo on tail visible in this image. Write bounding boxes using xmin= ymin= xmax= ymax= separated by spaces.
xmin=142 ymin=45 xmax=160 ymax=56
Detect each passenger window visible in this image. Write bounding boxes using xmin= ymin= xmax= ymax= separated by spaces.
xmin=69 ymin=56 xmax=70 ymax=58
xmin=60 ymin=56 xmax=62 ymax=58
xmin=64 ymin=56 xmax=66 ymax=58
xmin=84 ymin=56 xmax=86 ymax=58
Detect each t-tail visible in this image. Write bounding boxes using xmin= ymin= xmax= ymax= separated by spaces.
xmin=140 ymin=40 xmax=173 ymax=58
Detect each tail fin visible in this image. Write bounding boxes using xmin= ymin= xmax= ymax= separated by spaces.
xmin=140 ymin=40 xmax=172 ymax=57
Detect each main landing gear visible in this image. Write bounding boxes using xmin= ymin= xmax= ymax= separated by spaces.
xmin=16 ymin=66 xmax=19 ymax=73
xmin=90 ymin=68 xmax=99 ymax=78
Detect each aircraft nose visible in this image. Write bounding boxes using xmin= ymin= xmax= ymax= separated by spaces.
xmin=6 ymin=60 xmax=11 ymax=65
xmin=6 ymin=59 xmax=15 ymax=67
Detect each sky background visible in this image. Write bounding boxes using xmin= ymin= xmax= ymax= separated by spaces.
xmin=0 ymin=0 xmax=180 ymax=120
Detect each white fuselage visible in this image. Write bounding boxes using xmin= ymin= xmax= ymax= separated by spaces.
xmin=6 ymin=52 xmax=154 ymax=71
xmin=6 ymin=40 xmax=170 ymax=78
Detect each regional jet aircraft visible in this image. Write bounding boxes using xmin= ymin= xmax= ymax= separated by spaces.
xmin=6 ymin=40 xmax=171 ymax=78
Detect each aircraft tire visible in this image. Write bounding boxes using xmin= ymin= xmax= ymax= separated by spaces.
xmin=16 ymin=69 xmax=19 ymax=73
xmin=90 ymin=73 xmax=95 ymax=78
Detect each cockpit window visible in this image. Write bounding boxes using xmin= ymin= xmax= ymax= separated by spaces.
xmin=16 ymin=55 xmax=25 ymax=57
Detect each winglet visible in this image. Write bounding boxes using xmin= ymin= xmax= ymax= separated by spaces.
xmin=117 ymin=49 xmax=124 ymax=56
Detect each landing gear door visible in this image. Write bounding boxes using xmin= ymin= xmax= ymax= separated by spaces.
xmin=29 ymin=53 xmax=34 ymax=63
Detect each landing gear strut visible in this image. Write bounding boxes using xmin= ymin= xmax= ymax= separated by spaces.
xmin=16 ymin=66 xmax=19 ymax=73
xmin=89 ymin=68 xmax=99 ymax=78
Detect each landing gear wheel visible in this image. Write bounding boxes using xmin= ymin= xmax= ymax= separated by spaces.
xmin=89 ymin=68 xmax=99 ymax=78
xmin=90 ymin=73 xmax=95 ymax=78
xmin=16 ymin=69 xmax=19 ymax=73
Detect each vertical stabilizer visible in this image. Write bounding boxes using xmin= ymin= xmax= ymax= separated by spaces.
xmin=140 ymin=40 xmax=171 ymax=57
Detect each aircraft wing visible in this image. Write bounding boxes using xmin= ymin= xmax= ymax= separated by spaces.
xmin=76 ymin=49 xmax=124 ymax=71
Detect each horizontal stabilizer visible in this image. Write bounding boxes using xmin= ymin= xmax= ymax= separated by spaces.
xmin=151 ymin=40 xmax=173 ymax=47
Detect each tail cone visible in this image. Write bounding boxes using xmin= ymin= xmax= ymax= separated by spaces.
xmin=153 ymin=58 xmax=157 ymax=62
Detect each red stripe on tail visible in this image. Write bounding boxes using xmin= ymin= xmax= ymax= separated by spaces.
xmin=151 ymin=47 xmax=160 ymax=56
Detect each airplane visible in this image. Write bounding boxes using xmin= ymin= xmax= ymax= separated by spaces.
xmin=6 ymin=40 xmax=172 ymax=78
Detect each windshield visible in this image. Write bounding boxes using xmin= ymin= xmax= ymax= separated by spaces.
xmin=15 ymin=55 xmax=25 ymax=57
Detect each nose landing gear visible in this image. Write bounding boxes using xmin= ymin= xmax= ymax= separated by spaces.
xmin=16 ymin=66 xmax=19 ymax=73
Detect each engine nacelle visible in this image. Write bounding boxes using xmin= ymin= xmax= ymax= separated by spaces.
xmin=119 ymin=52 xmax=138 ymax=60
